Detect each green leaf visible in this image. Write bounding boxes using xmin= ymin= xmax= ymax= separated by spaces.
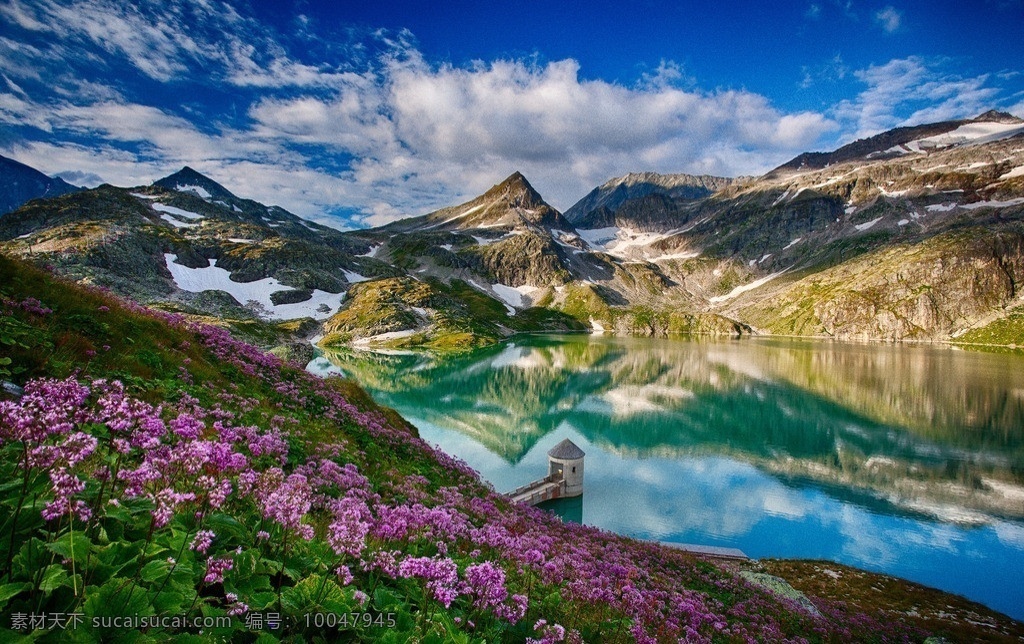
xmin=101 ymin=502 xmax=133 ymax=524
xmin=373 ymin=586 xmax=402 ymax=611
xmin=83 ymin=576 xmax=154 ymax=621
xmin=205 ymin=513 xmax=248 ymax=543
xmin=280 ymin=574 xmax=352 ymax=616
xmin=247 ymin=591 xmax=278 ymax=611
xmin=140 ymin=559 xmax=170 ymax=583
xmin=198 ymin=605 xmax=235 ymax=638
xmin=232 ymin=548 xmax=259 ymax=579
xmin=0 ymin=582 xmax=30 ymax=610
xmin=376 ymin=629 xmax=421 ymax=644
xmin=0 ymin=478 xmax=24 ymax=494
xmin=44 ymin=530 xmax=92 ymax=562
xmin=90 ymin=541 xmax=142 ymax=584
xmin=38 ymin=564 xmax=68 ymax=593
xmin=151 ymin=589 xmax=186 ymax=614
xmin=11 ymin=538 xmax=49 ymax=579
xmin=258 ymin=556 xmax=282 ymax=574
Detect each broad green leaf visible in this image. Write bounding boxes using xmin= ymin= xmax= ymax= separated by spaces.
xmin=151 ymin=589 xmax=186 ymax=614
xmin=45 ymin=530 xmax=92 ymax=562
xmin=0 ymin=582 xmax=30 ymax=610
xmin=140 ymin=559 xmax=170 ymax=583
xmin=11 ymin=538 xmax=49 ymax=579
xmin=373 ymin=586 xmax=402 ymax=611
xmin=38 ymin=564 xmax=68 ymax=593
xmin=83 ymin=576 xmax=154 ymax=620
xmin=232 ymin=548 xmax=259 ymax=578
xmin=280 ymin=574 xmax=352 ymax=615
xmin=204 ymin=513 xmax=248 ymax=542
xmin=248 ymin=591 xmax=278 ymax=611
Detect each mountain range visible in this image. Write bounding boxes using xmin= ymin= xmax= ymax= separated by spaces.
xmin=2 ymin=110 xmax=1023 ymax=353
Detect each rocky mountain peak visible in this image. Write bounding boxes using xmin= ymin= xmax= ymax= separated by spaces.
xmin=565 ymin=171 xmax=732 ymax=224
xmin=972 ymin=110 xmax=1023 ymax=124
xmin=484 ymin=171 xmax=547 ymax=210
xmin=400 ymin=171 xmax=571 ymax=232
xmin=153 ymin=166 xmax=237 ymax=201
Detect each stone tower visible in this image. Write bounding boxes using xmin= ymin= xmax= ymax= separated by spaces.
xmin=548 ymin=438 xmax=585 ymax=497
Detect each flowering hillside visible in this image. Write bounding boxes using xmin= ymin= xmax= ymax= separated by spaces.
xmin=0 ymin=253 xmax=930 ymax=642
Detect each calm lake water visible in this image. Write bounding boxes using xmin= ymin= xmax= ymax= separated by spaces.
xmin=308 ymin=335 xmax=1024 ymax=621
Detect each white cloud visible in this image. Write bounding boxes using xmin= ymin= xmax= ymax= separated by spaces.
xmin=251 ymin=53 xmax=837 ymax=219
xmin=874 ymin=6 xmax=903 ymax=33
xmin=0 ymin=91 xmax=53 ymax=131
xmin=833 ymin=56 xmax=1001 ymax=139
xmin=1010 ymin=98 xmax=1024 ymax=119
xmin=7 ymin=140 xmax=158 ymax=187
xmin=4 ymin=0 xmax=203 ymax=81
xmin=0 ymin=0 xmax=345 ymax=89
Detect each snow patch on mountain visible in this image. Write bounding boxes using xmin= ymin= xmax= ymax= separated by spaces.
xmin=999 ymin=166 xmax=1024 ymax=180
xmin=885 ymin=121 xmax=1024 ymax=156
xmin=709 ymin=270 xmax=789 ymax=304
xmin=577 ymin=227 xmax=619 ymax=248
xmin=649 ymin=251 xmax=700 ymax=262
xmin=164 ymin=253 xmax=343 ymax=320
xmin=359 ymin=244 xmax=382 ymax=258
xmin=174 ymin=184 xmax=212 ymax=199
xmin=578 ymin=226 xmax=679 ymax=258
xmin=961 ymin=197 xmax=1024 ymax=210
xmin=426 ymin=203 xmax=486 ymax=229
xmin=342 ymin=269 xmax=370 ymax=283
xmin=153 ymin=203 xmax=204 ymax=220
xmin=160 ymin=214 xmax=198 ymax=229
xmin=855 ymin=217 xmax=884 ymax=231
xmin=491 ymin=283 xmax=538 ymax=310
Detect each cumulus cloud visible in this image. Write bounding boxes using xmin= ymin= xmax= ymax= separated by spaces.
xmin=250 ymin=53 xmax=837 ymax=219
xmin=874 ymin=5 xmax=903 ymax=33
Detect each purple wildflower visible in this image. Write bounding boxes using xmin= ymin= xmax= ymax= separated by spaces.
xmin=190 ymin=530 xmax=216 ymax=554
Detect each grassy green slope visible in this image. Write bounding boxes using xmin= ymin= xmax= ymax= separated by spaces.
xmin=322 ymin=276 xmax=585 ymax=352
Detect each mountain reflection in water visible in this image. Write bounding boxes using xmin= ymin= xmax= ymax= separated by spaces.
xmin=309 ymin=335 xmax=1024 ymax=619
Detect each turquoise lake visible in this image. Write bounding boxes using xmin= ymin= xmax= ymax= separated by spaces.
xmin=308 ymin=335 xmax=1024 ymax=621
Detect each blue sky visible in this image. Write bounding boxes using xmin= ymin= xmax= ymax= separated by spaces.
xmin=0 ymin=0 xmax=1022 ymax=228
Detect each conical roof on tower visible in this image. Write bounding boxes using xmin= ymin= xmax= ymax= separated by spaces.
xmin=547 ymin=438 xmax=585 ymax=460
